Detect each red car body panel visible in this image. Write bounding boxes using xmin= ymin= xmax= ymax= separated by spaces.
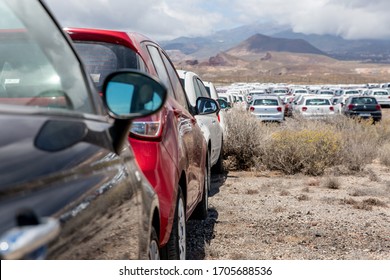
xmin=66 ymin=28 xmax=206 ymax=246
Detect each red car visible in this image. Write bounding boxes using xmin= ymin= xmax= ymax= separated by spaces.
xmin=66 ymin=28 xmax=212 ymax=259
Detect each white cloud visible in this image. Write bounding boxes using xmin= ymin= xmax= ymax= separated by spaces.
xmin=44 ymin=0 xmax=390 ymax=40
xmin=45 ymin=0 xmax=223 ymax=40
xmin=232 ymin=0 xmax=390 ymax=39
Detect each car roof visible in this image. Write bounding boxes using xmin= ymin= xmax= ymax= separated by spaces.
xmin=64 ymin=27 xmax=151 ymax=54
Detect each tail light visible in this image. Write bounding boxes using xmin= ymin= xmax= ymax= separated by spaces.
xmin=130 ymin=110 xmax=164 ymax=140
xmin=250 ymin=106 xmax=255 ymax=112
xmin=217 ymin=112 xmax=221 ymax=122
xmin=329 ymin=106 xmax=334 ymax=111
xmin=376 ymin=104 xmax=381 ymax=110
xmin=348 ymin=104 xmax=354 ymax=110
xmin=302 ymin=106 xmax=307 ymax=112
xmin=277 ymin=107 xmax=282 ymax=112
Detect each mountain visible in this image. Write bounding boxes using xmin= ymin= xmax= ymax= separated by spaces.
xmin=227 ymin=34 xmax=326 ymax=56
xmin=161 ymin=22 xmax=390 ymax=63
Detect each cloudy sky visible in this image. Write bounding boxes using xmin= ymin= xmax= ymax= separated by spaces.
xmin=45 ymin=0 xmax=390 ymax=41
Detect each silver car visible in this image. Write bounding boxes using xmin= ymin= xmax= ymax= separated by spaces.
xmin=249 ymin=95 xmax=285 ymax=122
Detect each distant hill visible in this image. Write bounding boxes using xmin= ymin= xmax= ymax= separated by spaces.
xmin=161 ymin=22 xmax=390 ymax=63
xmin=227 ymin=34 xmax=327 ymax=56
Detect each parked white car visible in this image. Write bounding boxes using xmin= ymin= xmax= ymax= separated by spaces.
xmin=204 ymin=81 xmax=227 ymax=134
xmin=203 ymin=81 xmax=219 ymax=100
xmin=249 ymin=95 xmax=285 ymax=122
xmin=177 ymin=70 xmax=224 ymax=173
xmin=315 ymin=89 xmax=335 ymax=97
xmin=364 ymin=88 xmax=390 ymax=107
xmin=293 ymin=95 xmax=335 ymax=119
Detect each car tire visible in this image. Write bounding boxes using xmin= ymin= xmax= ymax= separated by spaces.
xmin=164 ymin=187 xmax=186 ymax=260
xmin=191 ymin=151 xmax=209 ymax=220
xmin=148 ymin=226 xmax=160 ymax=260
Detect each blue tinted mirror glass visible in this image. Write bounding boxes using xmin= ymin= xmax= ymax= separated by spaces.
xmin=104 ymin=72 xmax=166 ymax=118
xmin=106 ymin=82 xmax=134 ymax=115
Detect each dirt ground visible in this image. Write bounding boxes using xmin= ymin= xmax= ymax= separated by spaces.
xmin=186 ymin=160 xmax=390 ymax=260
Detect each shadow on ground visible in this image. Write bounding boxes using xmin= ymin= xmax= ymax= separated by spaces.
xmin=186 ymin=171 xmax=227 ymax=259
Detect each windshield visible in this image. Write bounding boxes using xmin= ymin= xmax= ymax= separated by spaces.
xmin=0 ymin=0 xmax=93 ymax=113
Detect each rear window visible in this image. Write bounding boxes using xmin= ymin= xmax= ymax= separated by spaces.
xmin=305 ymin=99 xmax=330 ymax=106
xmin=345 ymin=90 xmax=359 ymax=95
xmin=253 ymin=99 xmax=279 ymax=106
xmin=373 ymin=91 xmax=388 ymax=96
xmin=351 ymin=97 xmax=377 ymax=104
xmin=73 ymin=41 xmax=143 ymax=90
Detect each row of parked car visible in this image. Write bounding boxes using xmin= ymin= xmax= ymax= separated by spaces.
xmin=0 ymin=0 xmax=225 ymax=260
xmin=247 ymin=88 xmax=385 ymax=123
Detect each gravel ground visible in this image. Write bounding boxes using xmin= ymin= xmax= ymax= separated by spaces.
xmin=186 ymin=161 xmax=390 ymax=260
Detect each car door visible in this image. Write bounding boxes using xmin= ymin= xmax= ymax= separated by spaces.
xmin=145 ymin=44 xmax=205 ymax=214
xmin=194 ymin=78 xmax=222 ymax=165
xmin=0 ymin=1 xmax=151 ymax=260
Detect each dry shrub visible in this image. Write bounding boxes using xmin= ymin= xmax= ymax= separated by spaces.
xmin=223 ymin=108 xmax=268 ymax=170
xmin=340 ymin=197 xmax=386 ymax=210
xmin=337 ymin=118 xmax=379 ymax=171
xmin=223 ymin=109 xmax=384 ymax=175
xmin=366 ymin=169 xmax=380 ymax=182
xmin=280 ymin=190 xmax=290 ymax=196
xmin=350 ymin=188 xmax=367 ymax=197
xmin=322 ymin=176 xmax=341 ymax=189
xmin=362 ymin=198 xmax=387 ymax=207
xmin=296 ymin=194 xmax=309 ymax=201
xmin=263 ymin=127 xmax=342 ymax=175
xmin=378 ymin=143 xmax=390 ymax=167
xmin=246 ymin=189 xmax=259 ymax=195
xmin=273 ymin=206 xmax=286 ymax=213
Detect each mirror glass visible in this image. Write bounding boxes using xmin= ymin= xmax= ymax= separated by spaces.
xmin=105 ymin=72 xmax=166 ymax=117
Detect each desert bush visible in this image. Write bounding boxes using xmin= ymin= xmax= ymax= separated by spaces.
xmin=223 ymin=108 xmax=383 ymax=175
xmin=322 ymin=176 xmax=341 ymax=189
xmin=223 ymin=107 xmax=270 ymax=170
xmin=378 ymin=143 xmax=390 ymax=167
xmin=337 ymin=118 xmax=379 ymax=171
xmin=262 ymin=127 xmax=342 ymax=175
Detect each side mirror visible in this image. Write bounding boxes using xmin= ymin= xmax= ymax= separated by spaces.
xmin=217 ymin=98 xmax=230 ymax=109
xmin=196 ymin=97 xmax=220 ymax=115
xmin=101 ymin=70 xmax=167 ymax=154
xmin=102 ymin=70 xmax=167 ymax=119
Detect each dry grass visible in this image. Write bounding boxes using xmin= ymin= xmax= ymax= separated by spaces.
xmin=223 ymin=108 xmax=389 ymax=176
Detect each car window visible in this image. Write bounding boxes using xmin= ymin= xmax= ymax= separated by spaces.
xmin=352 ymin=98 xmax=376 ymax=104
xmin=373 ymin=91 xmax=388 ymax=96
xmin=73 ymin=42 xmax=144 ymax=91
xmin=306 ymin=99 xmax=331 ymax=106
xmin=147 ymin=45 xmax=174 ymax=96
xmin=253 ymin=99 xmax=279 ymax=106
xmin=160 ymin=52 xmax=189 ymax=110
xmin=345 ymin=91 xmax=359 ymax=95
xmin=0 ymin=1 xmax=93 ymax=113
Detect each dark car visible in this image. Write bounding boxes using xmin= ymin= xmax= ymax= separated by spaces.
xmin=342 ymin=96 xmax=382 ymax=122
xmin=65 ymin=28 xmax=210 ymax=259
xmin=0 ymin=0 xmax=167 ymax=260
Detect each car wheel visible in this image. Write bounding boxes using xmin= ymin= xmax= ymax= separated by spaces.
xmin=148 ymin=226 xmax=160 ymax=260
xmin=165 ymin=187 xmax=186 ymax=260
xmin=212 ymin=140 xmax=224 ymax=175
xmin=191 ymin=151 xmax=209 ymax=220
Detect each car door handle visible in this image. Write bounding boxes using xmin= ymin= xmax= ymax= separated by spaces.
xmin=0 ymin=217 xmax=60 ymax=260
